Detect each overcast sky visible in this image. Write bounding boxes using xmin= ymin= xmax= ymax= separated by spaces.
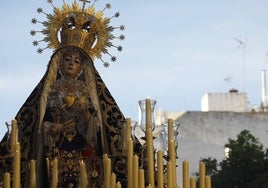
xmin=1 ymin=0 xmax=268 ymax=137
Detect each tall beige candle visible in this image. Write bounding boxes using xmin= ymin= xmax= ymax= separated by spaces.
xmin=199 ymin=162 xmax=205 ymax=188
xmin=190 ymin=177 xmax=196 ymax=188
xmin=79 ymin=160 xmax=88 ymax=188
xmin=127 ymin=138 xmax=133 ymax=188
xmin=29 ymin=160 xmax=36 ymax=188
xmin=183 ymin=160 xmax=190 ymax=188
xmin=168 ymin=140 xmax=177 ymax=187
xmin=103 ymin=153 xmax=108 ymax=162
xmin=205 ymin=176 xmax=211 ymax=188
xmin=167 ymin=119 xmax=174 ymax=143
xmin=51 ymin=157 xmax=58 ymax=188
xmin=168 ymin=118 xmax=178 ymax=187
xmin=115 ymin=181 xmax=122 ymax=188
xmin=103 ymin=154 xmax=109 ymax=188
xmin=106 ymin=157 xmax=112 ymax=188
xmin=13 ymin=143 xmax=20 ymax=188
xmin=10 ymin=119 xmax=18 ymax=152
xmin=3 ymin=172 xmax=10 ymax=188
xmin=125 ymin=118 xmax=132 ymax=150
xmin=133 ymin=155 xmax=139 ymax=188
xmin=167 ymin=161 xmax=173 ymax=188
xmin=146 ymin=128 xmax=155 ymax=188
xmin=157 ymin=151 xmax=164 ymax=188
xmin=110 ymin=173 xmax=116 ymax=188
xmin=145 ymin=98 xmax=152 ymax=131
xmin=145 ymin=98 xmax=155 ymax=187
xmin=46 ymin=158 xmax=50 ymax=178
xmin=138 ymin=169 xmax=145 ymax=188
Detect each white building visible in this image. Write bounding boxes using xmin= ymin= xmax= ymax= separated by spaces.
xmin=201 ymin=90 xmax=248 ymax=112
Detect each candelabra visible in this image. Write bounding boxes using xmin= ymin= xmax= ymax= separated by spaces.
xmin=127 ymin=98 xmax=181 ymax=187
xmin=1 ymin=100 xmax=212 ymax=188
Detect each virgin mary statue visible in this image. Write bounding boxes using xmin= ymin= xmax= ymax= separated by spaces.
xmin=0 ymin=1 xmax=126 ymax=187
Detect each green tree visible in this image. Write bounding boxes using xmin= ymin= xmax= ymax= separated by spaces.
xmin=199 ymin=157 xmax=218 ymax=176
xmin=198 ymin=129 xmax=268 ymax=188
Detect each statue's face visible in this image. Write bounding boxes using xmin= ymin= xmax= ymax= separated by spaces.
xmin=62 ymin=52 xmax=82 ymax=78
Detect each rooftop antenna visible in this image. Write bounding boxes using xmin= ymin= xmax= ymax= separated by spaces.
xmin=261 ymin=69 xmax=267 ymax=111
xmin=265 ymin=51 xmax=268 ymax=64
xmin=261 ymin=52 xmax=268 ymax=111
xmin=234 ymin=37 xmax=247 ymax=92
xmin=224 ymin=76 xmax=232 ymax=91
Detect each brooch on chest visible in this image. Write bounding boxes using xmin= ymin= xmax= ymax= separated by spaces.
xmin=64 ymin=93 xmax=75 ymax=107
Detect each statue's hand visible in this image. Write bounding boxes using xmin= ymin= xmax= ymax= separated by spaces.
xmin=82 ymin=108 xmax=91 ymax=120
xmin=89 ymin=104 xmax=99 ymax=116
xmin=49 ymin=123 xmax=63 ymax=135
xmin=81 ymin=104 xmax=98 ymax=120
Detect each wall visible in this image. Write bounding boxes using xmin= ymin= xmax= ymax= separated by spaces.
xmin=201 ymin=92 xmax=248 ymax=112
xmin=172 ymin=111 xmax=268 ymax=185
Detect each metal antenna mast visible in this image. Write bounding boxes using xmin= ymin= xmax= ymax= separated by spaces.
xmin=224 ymin=76 xmax=232 ymax=90
xmin=234 ymin=37 xmax=247 ymax=92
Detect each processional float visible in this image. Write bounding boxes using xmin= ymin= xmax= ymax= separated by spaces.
xmin=0 ymin=0 xmax=211 ymax=187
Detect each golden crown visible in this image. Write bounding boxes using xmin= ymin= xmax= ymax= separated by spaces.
xmin=30 ymin=0 xmax=125 ymax=67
